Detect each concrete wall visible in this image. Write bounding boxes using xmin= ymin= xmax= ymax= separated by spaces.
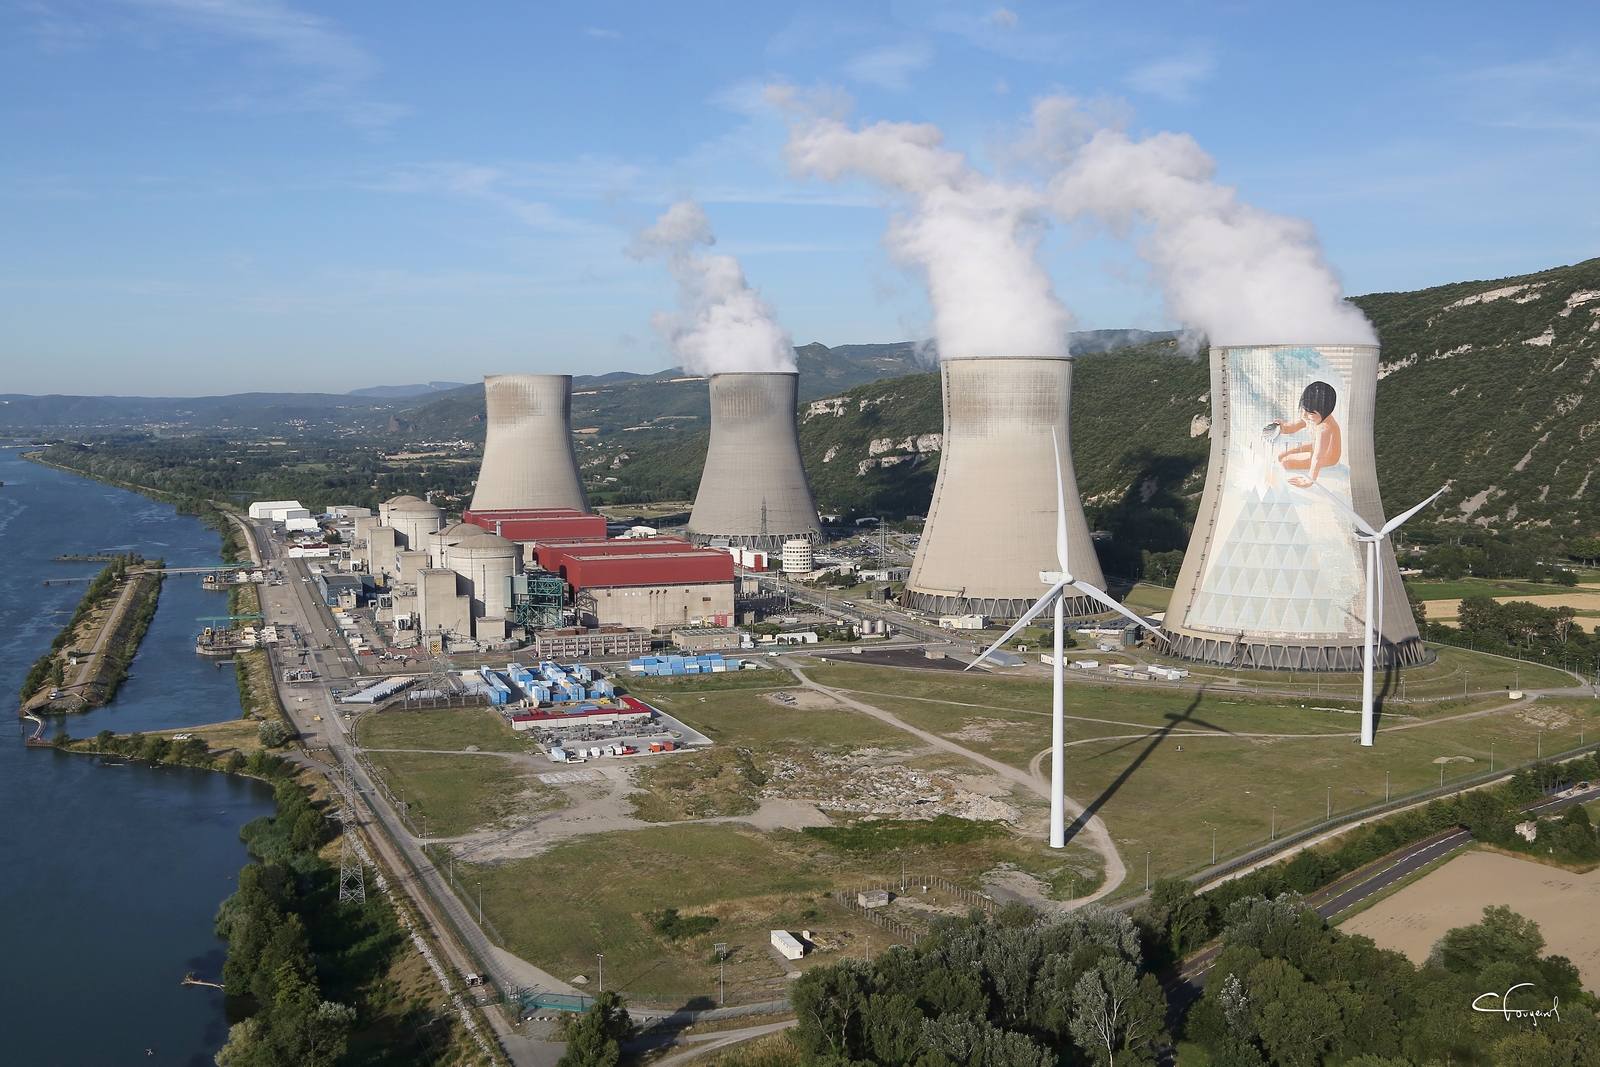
xmin=470 ymin=374 xmax=591 ymax=513
xmin=903 ymin=356 xmax=1105 ymax=619
xmin=687 ymin=372 xmax=821 ymax=551
xmin=586 ymin=582 xmax=734 ymax=629
xmin=418 ymin=568 xmax=472 ymax=643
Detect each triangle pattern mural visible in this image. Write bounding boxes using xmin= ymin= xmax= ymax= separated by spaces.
xmin=1190 ymin=492 xmax=1347 ymax=635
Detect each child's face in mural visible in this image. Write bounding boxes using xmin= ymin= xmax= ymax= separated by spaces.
xmin=1302 ymin=408 xmax=1323 ymax=425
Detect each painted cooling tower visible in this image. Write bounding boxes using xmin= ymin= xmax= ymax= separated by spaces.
xmin=469 ymin=375 xmax=590 ymax=514
xmin=687 ymin=372 xmax=822 ymax=550
xmin=1163 ymin=344 xmax=1424 ymax=670
xmin=902 ymin=356 xmax=1106 ymax=619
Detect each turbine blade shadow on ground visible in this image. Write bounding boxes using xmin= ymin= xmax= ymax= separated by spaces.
xmin=1064 ymin=688 xmax=1212 ymax=846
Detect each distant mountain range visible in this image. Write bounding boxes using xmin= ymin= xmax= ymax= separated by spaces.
xmin=0 ymin=330 xmax=1173 ymax=436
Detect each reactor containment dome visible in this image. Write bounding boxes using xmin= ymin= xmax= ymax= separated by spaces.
xmin=1163 ymin=343 xmax=1426 ymax=671
xmin=687 ymin=372 xmax=822 ymax=551
xmin=470 ymin=374 xmax=590 ymax=514
xmin=902 ymin=355 xmax=1107 ymax=619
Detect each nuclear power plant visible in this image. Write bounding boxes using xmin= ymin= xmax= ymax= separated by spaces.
xmin=687 ymin=372 xmax=822 ymax=551
xmin=1162 ymin=343 xmax=1425 ymax=670
xmin=903 ymin=356 xmax=1107 ymax=618
xmin=470 ymin=374 xmax=591 ymax=514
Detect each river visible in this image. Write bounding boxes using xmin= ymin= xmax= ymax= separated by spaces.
xmin=0 ymin=446 xmax=276 ymax=1066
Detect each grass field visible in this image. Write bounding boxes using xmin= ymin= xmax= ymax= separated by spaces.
xmin=365 ymin=751 xmax=561 ymax=837
xmin=461 ymin=818 xmax=1102 ymax=1003
xmin=1123 ymin=583 xmax=1175 ymax=613
xmin=358 ymin=706 xmax=530 ymax=753
xmin=798 ymin=659 xmax=1600 ymax=889
xmin=1405 ymin=576 xmax=1589 ymax=602
xmin=631 ymin=686 xmax=908 ymax=749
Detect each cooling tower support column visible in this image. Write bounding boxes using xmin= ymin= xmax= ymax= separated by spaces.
xmin=470 ymin=374 xmax=591 ymax=514
xmin=1164 ymin=344 xmax=1428 ymax=672
xmin=687 ymin=372 xmax=822 ymax=551
xmin=903 ymin=356 xmax=1106 ymax=620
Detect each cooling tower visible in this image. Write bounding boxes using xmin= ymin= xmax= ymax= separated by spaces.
xmin=1164 ymin=344 xmax=1425 ymax=671
xmin=687 ymin=372 xmax=822 ymax=551
xmin=470 ymin=374 xmax=590 ymax=514
xmin=902 ymin=356 xmax=1106 ymax=619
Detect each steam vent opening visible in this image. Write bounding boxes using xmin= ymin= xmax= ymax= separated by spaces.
xmin=1163 ymin=343 xmax=1429 ymax=672
xmin=687 ymin=372 xmax=822 ymax=552
xmin=902 ymin=355 xmax=1106 ymax=620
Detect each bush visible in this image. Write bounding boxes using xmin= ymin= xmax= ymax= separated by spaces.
xmin=648 ymin=908 xmax=719 ymax=941
xmin=258 ymin=720 xmax=291 ymax=748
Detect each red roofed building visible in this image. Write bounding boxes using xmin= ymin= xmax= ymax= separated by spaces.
xmin=463 ymin=508 xmax=607 ymax=543
xmin=527 ymin=536 xmax=735 ymax=630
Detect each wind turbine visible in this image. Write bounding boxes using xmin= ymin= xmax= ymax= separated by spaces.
xmin=968 ymin=430 xmax=1165 ymax=848
xmin=1316 ymin=484 xmax=1445 ymax=747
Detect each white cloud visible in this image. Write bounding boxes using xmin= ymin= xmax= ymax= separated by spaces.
xmin=1126 ymin=50 xmax=1215 ymax=103
xmin=121 ymin=0 xmax=408 ymax=128
xmin=992 ymin=8 xmax=1017 ymax=28
xmin=583 ymin=26 xmax=619 ymax=39
xmin=844 ymin=40 xmax=935 ymax=90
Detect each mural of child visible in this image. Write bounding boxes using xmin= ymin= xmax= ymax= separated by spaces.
xmin=1274 ymin=380 xmax=1341 ymax=488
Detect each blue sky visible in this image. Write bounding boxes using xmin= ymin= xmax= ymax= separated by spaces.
xmin=2 ymin=1 xmax=1596 ymax=396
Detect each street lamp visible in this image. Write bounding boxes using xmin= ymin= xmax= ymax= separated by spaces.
xmin=597 ymin=954 xmax=604 ymax=994
xmin=1211 ymin=826 xmax=1217 ymax=865
xmin=1271 ymin=806 xmax=1277 ymax=841
xmin=1145 ymin=851 xmax=1151 ymax=892
xmin=477 ymin=881 xmax=483 ymax=925
xmin=1326 ymin=786 xmax=1331 ymax=821
xmin=1385 ymin=770 xmax=1390 ymax=802
xmin=714 ymin=943 xmax=728 ymax=1004
xmin=1491 ymin=740 xmax=1495 ymax=772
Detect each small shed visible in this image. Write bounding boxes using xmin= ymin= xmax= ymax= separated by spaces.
xmin=771 ymin=930 xmax=804 ymax=961
xmin=858 ymin=889 xmax=891 ymax=909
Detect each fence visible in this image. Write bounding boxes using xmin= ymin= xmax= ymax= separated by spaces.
xmin=1150 ymin=738 xmax=1600 ymax=897
xmin=833 ymin=872 xmax=1001 ymax=946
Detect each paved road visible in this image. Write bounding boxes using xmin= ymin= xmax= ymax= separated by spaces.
xmin=235 ymin=517 xmax=570 ymax=1066
xmin=1310 ymin=828 xmax=1474 ymax=919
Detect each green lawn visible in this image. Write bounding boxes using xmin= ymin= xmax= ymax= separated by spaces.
xmin=358 ymin=706 xmax=529 ymax=753
xmin=365 ymin=751 xmax=560 ymax=837
xmin=1405 ymin=577 xmax=1586 ymax=602
xmin=1123 ymin=583 xmax=1175 ymax=613
xmin=636 ymin=686 xmax=908 ymax=749
xmin=796 ymin=660 xmax=1600 ymax=894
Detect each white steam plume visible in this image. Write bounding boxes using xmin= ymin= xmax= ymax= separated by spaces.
xmin=772 ymin=87 xmax=1072 ymax=359
xmin=630 ymin=200 xmax=796 ymax=375
xmin=1032 ymin=97 xmax=1376 ymax=347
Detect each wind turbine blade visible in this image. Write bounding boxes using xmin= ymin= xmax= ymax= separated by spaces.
xmin=965 ymin=580 xmax=1069 ymax=671
xmin=1314 ymin=483 xmax=1379 ymax=537
xmin=1379 ymin=486 xmax=1447 ymax=537
xmin=1071 ymin=580 xmax=1167 ymax=641
xmin=1051 ymin=427 xmax=1069 ymax=574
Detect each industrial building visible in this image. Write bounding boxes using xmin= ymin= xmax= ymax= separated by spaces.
xmin=534 ymin=627 xmax=652 ymax=659
xmin=687 ymin=372 xmax=822 ymax=550
xmin=781 ymin=539 xmax=812 ymax=574
xmin=1162 ymin=344 xmax=1425 ymax=670
xmin=903 ymin=356 xmax=1107 ymax=619
xmin=470 ymin=374 xmax=591 ymax=513
xmin=248 ymin=499 xmax=308 ymax=522
xmin=463 ymin=507 xmax=606 ymax=544
xmin=530 ymin=536 xmax=735 ymax=629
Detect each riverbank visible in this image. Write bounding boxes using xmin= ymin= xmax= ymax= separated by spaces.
xmin=23 ymin=448 xmax=250 ymax=563
xmin=19 ymin=554 xmax=164 ymax=714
